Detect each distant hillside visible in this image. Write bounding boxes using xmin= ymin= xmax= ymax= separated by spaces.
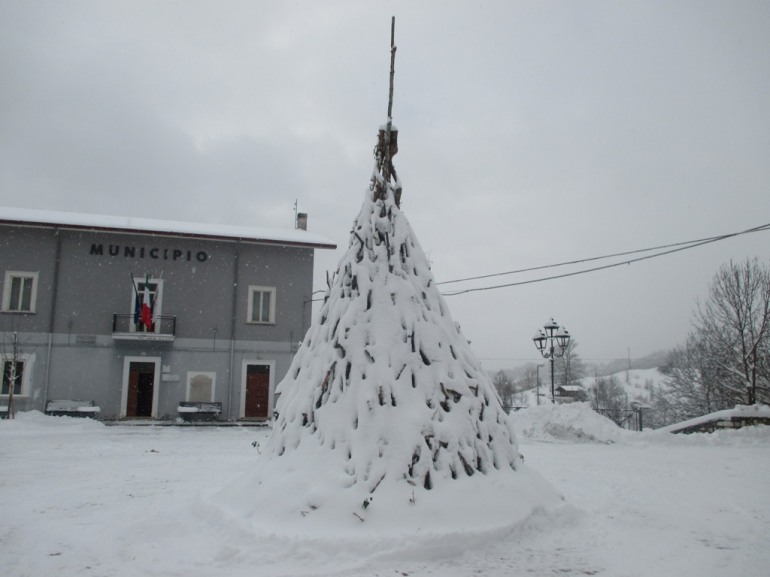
xmin=591 ymin=350 xmax=669 ymax=377
xmin=503 ymin=367 xmax=670 ymax=410
xmin=580 ymin=367 xmax=670 ymax=405
xmin=489 ymin=359 xmax=673 ymax=414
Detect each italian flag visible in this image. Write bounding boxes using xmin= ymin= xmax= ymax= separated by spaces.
xmin=140 ymin=274 xmax=153 ymax=329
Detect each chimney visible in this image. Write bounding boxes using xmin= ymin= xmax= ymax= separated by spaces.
xmin=296 ymin=212 xmax=308 ymax=231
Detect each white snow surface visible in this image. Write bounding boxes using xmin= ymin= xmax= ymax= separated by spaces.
xmin=655 ymin=403 xmax=770 ymax=433
xmin=2 ymin=409 xmax=770 ymax=576
xmin=511 ymin=402 xmax=632 ymax=444
xmin=212 ymin=185 xmax=561 ymax=536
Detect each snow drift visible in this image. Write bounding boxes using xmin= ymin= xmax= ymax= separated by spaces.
xmin=512 ymin=402 xmax=631 ymax=444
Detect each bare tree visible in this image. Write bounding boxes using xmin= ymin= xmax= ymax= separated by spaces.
xmin=652 ymin=337 xmax=719 ymax=426
xmin=693 ymin=258 xmax=770 ymax=406
xmin=514 ymin=367 xmax=537 ymax=392
xmin=652 ymin=259 xmax=770 ymax=427
xmin=589 ymin=375 xmax=628 ymax=426
xmin=555 ymin=338 xmax=586 ymax=387
xmin=492 ymin=370 xmax=514 ymax=410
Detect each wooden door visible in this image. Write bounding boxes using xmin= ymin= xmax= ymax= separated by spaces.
xmin=245 ymin=364 xmax=270 ymax=419
xmin=126 ymin=362 xmax=155 ymax=417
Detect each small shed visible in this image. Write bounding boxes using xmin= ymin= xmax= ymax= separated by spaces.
xmin=555 ymin=385 xmax=585 ymax=403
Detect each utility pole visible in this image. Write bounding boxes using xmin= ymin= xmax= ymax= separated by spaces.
xmin=536 ymin=364 xmax=544 ymax=405
xmin=627 ymin=347 xmax=631 ymax=384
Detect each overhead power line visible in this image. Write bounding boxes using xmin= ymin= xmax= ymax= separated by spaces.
xmin=436 ymin=224 xmax=770 ymax=286
xmin=440 ymin=222 xmax=770 ymax=297
xmin=310 ymin=222 xmax=770 ymax=301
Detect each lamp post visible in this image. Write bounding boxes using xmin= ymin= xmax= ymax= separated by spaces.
xmin=532 ymin=318 xmax=571 ymax=403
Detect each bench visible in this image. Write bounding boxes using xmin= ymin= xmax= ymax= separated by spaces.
xmin=45 ymin=400 xmax=101 ymax=418
xmin=177 ymin=402 xmax=222 ymax=422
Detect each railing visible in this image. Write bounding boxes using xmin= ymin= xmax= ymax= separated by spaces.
xmin=112 ymin=314 xmax=176 ymax=341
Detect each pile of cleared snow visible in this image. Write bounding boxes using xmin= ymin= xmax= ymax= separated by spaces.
xmin=0 ymin=410 xmax=104 ymax=433
xmin=640 ymin=423 xmax=770 ymax=447
xmin=511 ymin=403 xmax=629 ymax=444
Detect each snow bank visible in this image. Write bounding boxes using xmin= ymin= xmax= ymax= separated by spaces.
xmin=511 ymin=403 xmax=630 ymax=444
xmin=508 ymin=402 xmax=770 ymax=448
xmin=0 ymin=410 xmax=104 ymax=433
xmin=641 ymin=405 xmax=770 ymax=446
xmin=641 ymin=423 xmax=770 ymax=447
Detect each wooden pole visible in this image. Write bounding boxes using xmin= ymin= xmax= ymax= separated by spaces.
xmin=383 ymin=17 xmax=397 ymax=189
xmin=387 ymin=17 xmax=396 ymax=122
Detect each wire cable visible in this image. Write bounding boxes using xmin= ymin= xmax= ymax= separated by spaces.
xmin=441 ymin=222 xmax=770 ymax=296
xmin=437 ymin=223 xmax=770 ymax=287
xmin=309 ymin=222 xmax=770 ymax=300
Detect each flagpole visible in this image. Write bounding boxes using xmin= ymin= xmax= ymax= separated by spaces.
xmin=130 ymin=273 xmax=140 ymax=298
xmin=130 ymin=273 xmax=142 ymax=327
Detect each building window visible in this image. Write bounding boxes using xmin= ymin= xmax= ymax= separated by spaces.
xmin=2 ymin=271 xmax=38 ymax=313
xmin=131 ymin=277 xmax=163 ymax=333
xmin=2 ymin=355 xmax=33 ymax=397
xmin=247 ymin=286 xmax=276 ymax=324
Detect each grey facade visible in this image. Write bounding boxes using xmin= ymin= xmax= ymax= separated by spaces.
xmin=0 ymin=208 xmax=335 ymax=421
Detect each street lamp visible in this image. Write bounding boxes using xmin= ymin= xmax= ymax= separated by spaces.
xmin=532 ymin=318 xmax=571 ymax=403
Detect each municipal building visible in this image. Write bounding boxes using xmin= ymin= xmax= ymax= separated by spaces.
xmin=0 ymin=207 xmax=335 ymax=421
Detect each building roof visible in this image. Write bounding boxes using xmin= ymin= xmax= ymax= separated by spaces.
xmin=0 ymin=206 xmax=337 ymax=250
xmin=656 ymin=404 xmax=770 ymax=434
xmin=557 ymin=385 xmax=585 ymax=392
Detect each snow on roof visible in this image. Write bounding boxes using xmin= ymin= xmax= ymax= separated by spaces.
xmin=657 ymin=404 xmax=770 ymax=434
xmin=0 ymin=206 xmax=337 ymax=250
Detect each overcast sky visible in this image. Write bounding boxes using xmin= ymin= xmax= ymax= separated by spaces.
xmin=2 ymin=1 xmax=769 ymax=370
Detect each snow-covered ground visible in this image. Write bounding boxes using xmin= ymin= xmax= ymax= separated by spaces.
xmin=2 ymin=407 xmax=769 ymax=577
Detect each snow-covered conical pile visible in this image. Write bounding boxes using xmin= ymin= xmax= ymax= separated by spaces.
xmin=213 ymin=135 xmax=561 ymax=536
xmin=273 ymin=178 xmax=521 ymax=486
